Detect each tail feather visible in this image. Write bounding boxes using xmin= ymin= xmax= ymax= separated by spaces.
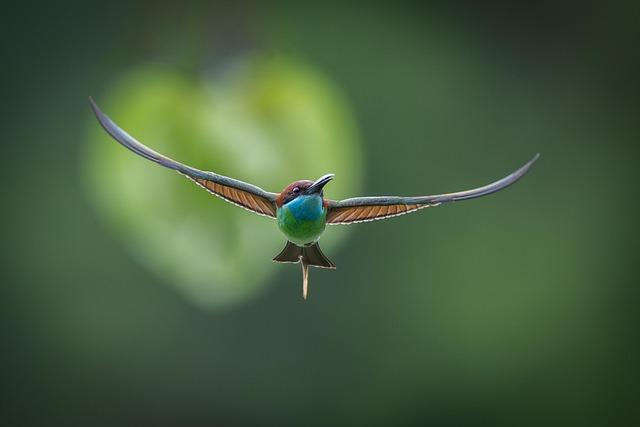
xmin=273 ymin=241 xmax=302 ymax=264
xmin=272 ymin=241 xmax=335 ymax=269
xmin=301 ymin=262 xmax=309 ymax=300
xmin=272 ymin=241 xmax=336 ymax=299
xmin=302 ymin=244 xmax=336 ymax=269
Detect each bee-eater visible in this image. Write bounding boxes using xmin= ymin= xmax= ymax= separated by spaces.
xmin=90 ymin=98 xmax=539 ymax=299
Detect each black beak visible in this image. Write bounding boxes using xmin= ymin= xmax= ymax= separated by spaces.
xmin=306 ymin=173 xmax=334 ymax=194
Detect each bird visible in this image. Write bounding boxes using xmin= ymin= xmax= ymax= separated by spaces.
xmin=89 ymin=97 xmax=539 ymax=300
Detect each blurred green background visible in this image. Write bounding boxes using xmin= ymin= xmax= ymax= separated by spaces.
xmin=2 ymin=1 xmax=639 ymax=425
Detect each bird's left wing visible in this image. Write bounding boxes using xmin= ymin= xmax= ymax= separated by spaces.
xmin=90 ymin=97 xmax=278 ymax=218
xmin=325 ymin=154 xmax=539 ymax=224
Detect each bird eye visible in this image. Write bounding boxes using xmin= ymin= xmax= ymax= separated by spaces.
xmin=292 ymin=187 xmax=300 ymax=194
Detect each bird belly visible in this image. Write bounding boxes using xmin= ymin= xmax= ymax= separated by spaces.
xmin=277 ymin=196 xmax=327 ymax=246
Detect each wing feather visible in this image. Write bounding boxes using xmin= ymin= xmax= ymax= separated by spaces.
xmin=326 ymin=154 xmax=539 ymax=224
xmin=90 ymin=97 xmax=278 ymax=218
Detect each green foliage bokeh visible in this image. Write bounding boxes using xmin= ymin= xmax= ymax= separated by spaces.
xmin=84 ymin=56 xmax=363 ymax=307
xmin=3 ymin=2 xmax=639 ymax=426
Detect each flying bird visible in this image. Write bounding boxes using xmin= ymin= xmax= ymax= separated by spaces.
xmin=89 ymin=97 xmax=539 ymax=300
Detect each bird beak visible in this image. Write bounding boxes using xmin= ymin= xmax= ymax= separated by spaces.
xmin=306 ymin=173 xmax=334 ymax=194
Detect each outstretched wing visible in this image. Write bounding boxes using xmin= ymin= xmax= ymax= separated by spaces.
xmin=90 ymin=97 xmax=278 ymax=218
xmin=326 ymin=154 xmax=539 ymax=224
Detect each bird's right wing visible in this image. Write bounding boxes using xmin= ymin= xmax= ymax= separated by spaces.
xmin=90 ymin=97 xmax=278 ymax=218
xmin=325 ymin=154 xmax=539 ymax=224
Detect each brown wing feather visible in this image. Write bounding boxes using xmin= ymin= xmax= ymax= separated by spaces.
xmin=327 ymin=202 xmax=426 ymax=224
xmin=89 ymin=97 xmax=278 ymax=219
xmin=188 ymin=176 xmax=277 ymax=218
xmin=326 ymin=154 xmax=539 ymax=225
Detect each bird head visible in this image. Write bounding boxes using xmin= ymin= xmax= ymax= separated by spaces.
xmin=276 ymin=174 xmax=334 ymax=207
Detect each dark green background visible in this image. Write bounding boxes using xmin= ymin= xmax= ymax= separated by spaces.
xmin=2 ymin=1 xmax=639 ymax=425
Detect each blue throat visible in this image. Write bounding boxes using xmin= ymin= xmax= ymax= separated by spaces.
xmin=284 ymin=194 xmax=325 ymax=220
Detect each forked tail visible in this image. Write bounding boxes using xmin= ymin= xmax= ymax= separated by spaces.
xmin=273 ymin=241 xmax=336 ymax=299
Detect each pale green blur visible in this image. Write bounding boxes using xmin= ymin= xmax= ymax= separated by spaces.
xmin=84 ymin=55 xmax=362 ymax=307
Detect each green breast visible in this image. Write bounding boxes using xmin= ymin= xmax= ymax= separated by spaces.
xmin=277 ymin=195 xmax=327 ymax=246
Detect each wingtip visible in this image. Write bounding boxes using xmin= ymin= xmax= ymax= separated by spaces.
xmin=88 ymin=96 xmax=101 ymax=116
xmin=523 ymin=152 xmax=540 ymax=171
xmin=88 ymin=96 xmax=114 ymax=136
xmin=512 ymin=153 xmax=540 ymax=179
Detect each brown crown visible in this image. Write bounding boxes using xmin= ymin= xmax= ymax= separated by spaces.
xmin=275 ymin=180 xmax=314 ymax=207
